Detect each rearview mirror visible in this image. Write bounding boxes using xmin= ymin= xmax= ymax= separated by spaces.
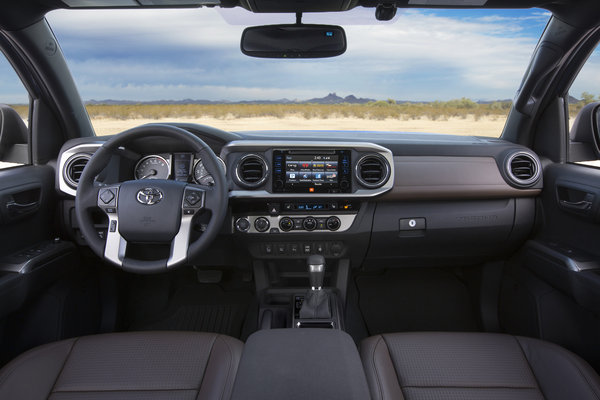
xmin=241 ymin=24 xmax=346 ymax=58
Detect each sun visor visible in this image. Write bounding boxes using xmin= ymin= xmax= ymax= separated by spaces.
xmin=408 ymin=0 xmax=487 ymax=5
xmin=61 ymin=0 xmax=220 ymax=7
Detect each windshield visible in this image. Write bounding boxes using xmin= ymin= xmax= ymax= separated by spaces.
xmin=45 ymin=7 xmax=549 ymax=137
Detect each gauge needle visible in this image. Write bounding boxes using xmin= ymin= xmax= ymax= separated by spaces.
xmin=140 ymin=169 xmax=157 ymax=179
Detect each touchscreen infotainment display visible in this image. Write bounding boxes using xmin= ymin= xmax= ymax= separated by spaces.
xmin=284 ymin=155 xmax=338 ymax=185
xmin=273 ymin=150 xmax=351 ymax=193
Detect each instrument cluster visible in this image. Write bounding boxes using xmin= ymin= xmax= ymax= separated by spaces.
xmin=134 ymin=153 xmax=226 ymax=185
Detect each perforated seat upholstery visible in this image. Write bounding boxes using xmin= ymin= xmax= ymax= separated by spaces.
xmin=361 ymin=332 xmax=600 ymax=400
xmin=0 ymin=331 xmax=243 ymax=400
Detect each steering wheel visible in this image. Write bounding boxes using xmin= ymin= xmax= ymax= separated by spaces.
xmin=75 ymin=124 xmax=228 ymax=274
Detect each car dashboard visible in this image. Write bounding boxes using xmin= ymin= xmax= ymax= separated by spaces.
xmin=56 ymin=124 xmax=542 ymax=268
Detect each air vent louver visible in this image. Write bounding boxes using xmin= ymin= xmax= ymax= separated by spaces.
xmin=236 ymin=154 xmax=268 ymax=188
xmin=356 ymin=154 xmax=390 ymax=189
xmin=506 ymin=152 xmax=541 ymax=187
xmin=64 ymin=155 xmax=90 ymax=188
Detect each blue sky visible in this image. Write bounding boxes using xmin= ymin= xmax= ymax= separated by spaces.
xmin=2 ymin=6 xmax=598 ymax=103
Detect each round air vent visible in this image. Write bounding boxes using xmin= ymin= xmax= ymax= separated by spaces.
xmin=356 ymin=154 xmax=391 ymax=189
xmin=505 ymin=151 xmax=541 ymax=187
xmin=64 ymin=154 xmax=91 ymax=188
xmin=235 ymin=154 xmax=269 ymax=188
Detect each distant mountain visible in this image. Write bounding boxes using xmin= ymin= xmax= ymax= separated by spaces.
xmin=85 ymin=94 xmax=521 ymax=106
xmin=304 ymin=93 xmax=375 ymax=104
xmin=85 ymin=93 xmax=376 ymax=106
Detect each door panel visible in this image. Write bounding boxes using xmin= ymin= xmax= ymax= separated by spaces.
xmin=0 ymin=165 xmax=55 ymax=255
xmin=500 ymin=162 xmax=600 ymax=370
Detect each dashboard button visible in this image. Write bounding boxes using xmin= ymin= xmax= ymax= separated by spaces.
xmin=276 ymin=243 xmax=287 ymax=255
xmin=303 ymin=217 xmax=317 ymax=231
xmin=399 ymin=218 xmax=426 ymax=231
xmin=235 ymin=217 xmax=250 ymax=232
xmin=326 ymin=216 xmax=341 ymax=231
xmin=279 ymin=217 xmax=293 ymax=232
xmin=290 ymin=243 xmax=299 ymax=255
xmin=254 ymin=217 xmax=270 ymax=232
xmin=263 ymin=243 xmax=273 ymax=255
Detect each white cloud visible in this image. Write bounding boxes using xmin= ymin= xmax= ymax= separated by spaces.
xmin=45 ymin=7 xmax=549 ymax=102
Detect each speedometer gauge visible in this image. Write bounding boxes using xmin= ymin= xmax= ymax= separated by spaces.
xmin=193 ymin=157 xmax=226 ymax=185
xmin=134 ymin=155 xmax=170 ymax=180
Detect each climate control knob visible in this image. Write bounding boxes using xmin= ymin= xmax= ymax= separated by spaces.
xmin=326 ymin=216 xmax=341 ymax=231
xmin=279 ymin=217 xmax=294 ymax=232
xmin=303 ymin=217 xmax=317 ymax=231
xmin=254 ymin=217 xmax=270 ymax=232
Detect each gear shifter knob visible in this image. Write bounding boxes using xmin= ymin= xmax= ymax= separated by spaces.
xmin=307 ymin=254 xmax=325 ymax=290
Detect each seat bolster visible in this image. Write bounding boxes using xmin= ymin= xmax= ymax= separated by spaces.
xmin=197 ymin=334 xmax=244 ymax=400
xmin=516 ymin=336 xmax=600 ymax=400
xmin=0 ymin=338 xmax=78 ymax=400
xmin=360 ymin=335 xmax=405 ymax=400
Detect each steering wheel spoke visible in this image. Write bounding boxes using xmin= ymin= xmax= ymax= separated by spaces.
xmin=96 ymin=184 xmax=127 ymax=266
xmin=167 ymin=185 xmax=206 ymax=267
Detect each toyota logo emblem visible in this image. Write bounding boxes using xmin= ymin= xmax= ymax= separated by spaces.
xmin=136 ymin=187 xmax=163 ymax=205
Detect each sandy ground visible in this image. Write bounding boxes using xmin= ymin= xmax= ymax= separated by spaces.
xmin=90 ymin=115 xmax=507 ymax=137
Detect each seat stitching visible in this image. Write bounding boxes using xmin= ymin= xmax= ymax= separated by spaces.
xmin=513 ymin=336 xmax=547 ymax=399
xmin=215 ymin=335 xmax=234 ymax=400
xmin=370 ymin=336 xmax=385 ymax=400
xmin=402 ymin=385 xmax=540 ymax=389
xmin=195 ymin=333 xmax=218 ymax=400
xmin=51 ymin=388 xmax=199 ymax=393
xmin=517 ymin=337 xmax=600 ymax=400
xmin=49 ymin=337 xmax=79 ymax=398
xmin=380 ymin=335 xmax=406 ymax=400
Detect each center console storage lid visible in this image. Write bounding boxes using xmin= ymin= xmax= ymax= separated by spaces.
xmin=231 ymin=328 xmax=370 ymax=400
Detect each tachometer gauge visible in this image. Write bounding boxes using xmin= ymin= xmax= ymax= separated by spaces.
xmin=193 ymin=157 xmax=226 ymax=185
xmin=134 ymin=155 xmax=170 ymax=180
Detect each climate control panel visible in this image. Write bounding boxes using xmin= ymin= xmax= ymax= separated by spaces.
xmin=234 ymin=214 xmax=355 ymax=234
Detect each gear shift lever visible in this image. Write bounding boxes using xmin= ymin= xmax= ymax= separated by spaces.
xmin=308 ymin=254 xmax=325 ymax=290
xmin=299 ymin=254 xmax=331 ymax=319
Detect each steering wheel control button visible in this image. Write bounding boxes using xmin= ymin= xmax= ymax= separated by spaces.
xmin=235 ymin=217 xmax=251 ymax=232
xmin=399 ymin=218 xmax=426 ymax=231
xmin=109 ymin=220 xmax=117 ymax=232
xmin=185 ymin=192 xmax=201 ymax=206
xmin=326 ymin=216 xmax=341 ymax=231
xmin=254 ymin=217 xmax=270 ymax=232
xmin=279 ymin=217 xmax=294 ymax=232
xmin=99 ymin=189 xmax=115 ymax=205
xmin=183 ymin=209 xmax=195 ymax=215
xmin=302 ymin=217 xmax=317 ymax=231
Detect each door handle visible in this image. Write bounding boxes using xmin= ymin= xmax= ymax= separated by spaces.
xmin=559 ymin=199 xmax=593 ymax=211
xmin=6 ymin=200 xmax=40 ymax=217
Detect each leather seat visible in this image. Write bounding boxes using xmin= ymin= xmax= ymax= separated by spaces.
xmin=361 ymin=332 xmax=600 ymax=400
xmin=0 ymin=331 xmax=243 ymax=400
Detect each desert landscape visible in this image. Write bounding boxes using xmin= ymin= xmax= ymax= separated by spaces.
xmin=82 ymin=101 xmax=515 ymax=137
xmin=89 ymin=114 xmax=507 ymax=137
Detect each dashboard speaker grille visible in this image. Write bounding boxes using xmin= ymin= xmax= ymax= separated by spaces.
xmin=64 ymin=155 xmax=90 ymax=188
xmin=506 ymin=152 xmax=540 ymax=187
xmin=356 ymin=154 xmax=390 ymax=188
xmin=236 ymin=154 xmax=268 ymax=188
